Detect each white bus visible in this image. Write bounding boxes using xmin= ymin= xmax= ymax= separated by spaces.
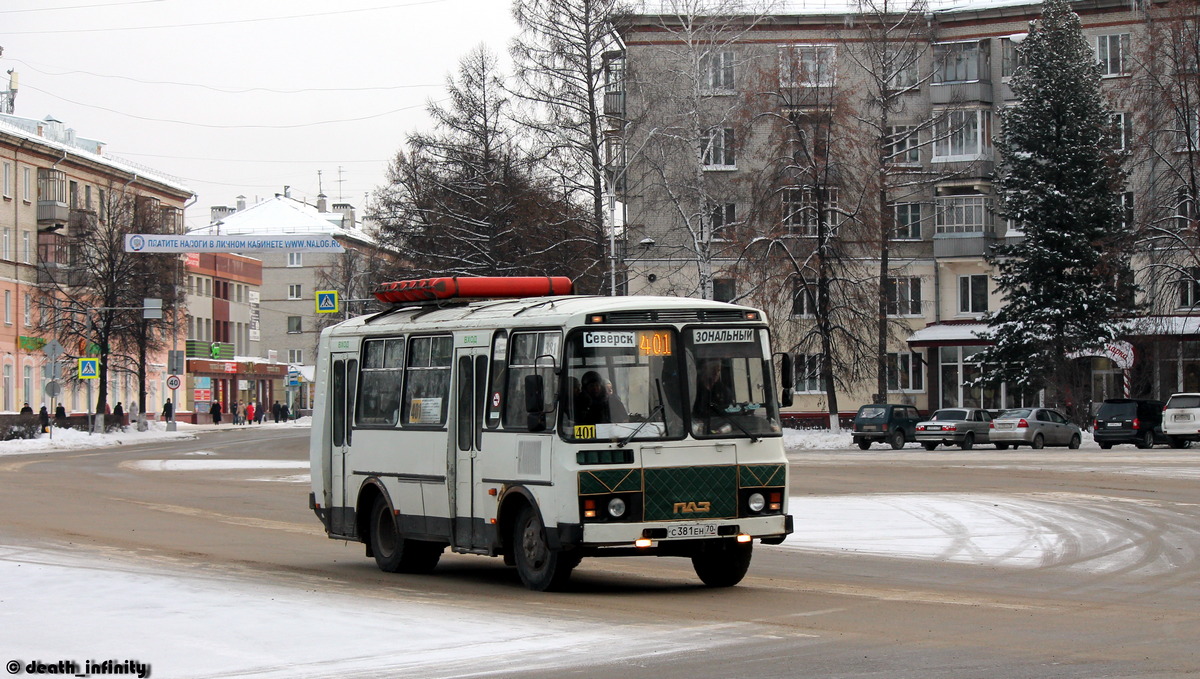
xmin=309 ymin=277 xmax=794 ymax=590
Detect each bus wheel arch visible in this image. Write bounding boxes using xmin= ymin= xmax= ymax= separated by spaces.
xmin=497 ymin=487 xmax=536 ymax=565
xmin=355 ymin=479 xmax=390 ymax=554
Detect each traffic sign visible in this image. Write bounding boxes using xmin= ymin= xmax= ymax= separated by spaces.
xmin=44 ymin=381 xmax=61 ymax=398
xmin=78 ymin=358 xmax=99 ymax=379
xmin=166 ymin=375 xmax=182 ymax=391
xmin=42 ymin=339 xmax=65 ymax=360
xmin=315 ymin=290 xmax=339 ymax=314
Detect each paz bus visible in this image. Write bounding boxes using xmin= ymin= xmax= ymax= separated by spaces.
xmin=309 ymin=276 xmax=794 ymax=591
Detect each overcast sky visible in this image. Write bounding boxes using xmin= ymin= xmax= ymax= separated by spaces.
xmin=0 ymin=0 xmax=519 ymax=230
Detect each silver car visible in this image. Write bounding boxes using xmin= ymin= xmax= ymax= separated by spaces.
xmin=914 ymin=408 xmax=993 ymax=450
xmin=989 ymin=407 xmax=1082 ymax=449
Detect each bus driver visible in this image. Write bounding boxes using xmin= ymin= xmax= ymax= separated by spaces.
xmin=576 ymin=370 xmax=627 ymax=425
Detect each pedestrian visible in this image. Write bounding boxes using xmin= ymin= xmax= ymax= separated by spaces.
xmin=20 ymin=402 xmax=33 ymax=415
xmin=39 ymin=405 xmax=50 ymax=433
xmin=272 ymin=400 xmax=281 ymax=423
xmin=112 ymin=401 xmax=125 ymax=427
xmin=129 ymin=401 xmax=139 ymax=426
xmin=246 ymin=402 xmax=255 ymax=424
xmin=210 ymin=400 xmax=223 ymax=425
xmin=162 ymin=398 xmax=173 ymax=422
xmin=280 ymin=402 xmax=290 ymax=422
xmin=255 ymin=402 xmax=265 ymax=424
xmin=55 ymin=403 xmax=66 ymax=420
xmin=231 ymin=401 xmax=240 ymax=425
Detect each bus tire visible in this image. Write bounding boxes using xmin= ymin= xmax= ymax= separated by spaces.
xmin=513 ymin=505 xmax=575 ymax=591
xmin=692 ymin=539 xmax=752 ymax=588
xmin=370 ymin=496 xmax=442 ymax=574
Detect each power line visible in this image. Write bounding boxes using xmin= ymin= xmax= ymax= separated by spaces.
xmin=10 ymin=58 xmax=441 ymax=95
xmin=1 ymin=0 xmax=450 ymax=35
xmin=22 ymin=82 xmax=439 ymax=128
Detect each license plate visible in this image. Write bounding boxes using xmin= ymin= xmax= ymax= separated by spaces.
xmin=861 ymin=425 xmax=878 ymax=432
xmin=997 ymin=423 xmax=1014 ymax=430
xmin=667 ymin=524 xmax=718 ymax=539
xmin=1107 ymin=422 xmax=1122 ymax=428
xmin=928 ymin=425 xmax=942 ymax=430
xmin=1175 ymin=414 xmax=1192 ymax=422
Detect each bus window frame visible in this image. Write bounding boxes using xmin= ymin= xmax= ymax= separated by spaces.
xmin=353 ymin=335 xmax=405 ymax=430
xmin=559 ymin=325 xmax=687 ymax=443
xmin=401 ymin=333 xmax=455 ymax=430
xmin=502 ymin=328 xmax=562 ymax=431
xmin=681 ymin=323 xmax=782 ymax=440
xmin=486 ymin=330 xmax=508 ymax=430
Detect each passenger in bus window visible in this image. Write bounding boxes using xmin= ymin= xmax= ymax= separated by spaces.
xmin=577 ymin=370 xmax=626 ymax=424
xmin=693 ymin=359 xmax=734 ymax=420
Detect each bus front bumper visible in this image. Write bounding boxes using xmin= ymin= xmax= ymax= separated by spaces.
xmin=562 ymin=514 xmax=792 ymax=550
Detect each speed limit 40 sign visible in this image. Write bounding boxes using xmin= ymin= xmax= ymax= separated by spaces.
xmin=166 ymin=375 xmax=182 ymax=390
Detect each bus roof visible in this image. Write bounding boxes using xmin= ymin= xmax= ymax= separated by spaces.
xmin=324 ymin=295 xmax=766 ymax=338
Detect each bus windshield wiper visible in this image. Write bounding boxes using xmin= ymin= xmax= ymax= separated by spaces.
xmin=617 ymin=379 xmax=667 ymax=448
xmin=709 ymin=405 xmax=760 ymax=443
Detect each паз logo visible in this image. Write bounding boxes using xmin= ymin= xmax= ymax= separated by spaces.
xmin=673 ymin=501 xmax=711 ymax=514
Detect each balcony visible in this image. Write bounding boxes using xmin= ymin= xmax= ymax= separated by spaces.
xmin=932 ymin=231 xmax=997 ymax=258
xmin=930 ymin=81 xmax=994 ymax=105
xmin=604 ymin=91 xmax=625 ymax=117
xmin=37 ymin=200 xmax=68 ymax=225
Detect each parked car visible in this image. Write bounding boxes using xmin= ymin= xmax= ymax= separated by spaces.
xmin=1162 ymin=393 xmax=1200 ymax=448
xmin=852 ymin=404 xmax=923 ymax=450
xmin=1092 ymin=398 xmax=1166 ymax=449
xmin=914 ymin=407 xmax=993 ymax=450
xmin=990 ymin=407 xmax=1082 ymax=449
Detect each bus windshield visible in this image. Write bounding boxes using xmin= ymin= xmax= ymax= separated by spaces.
xmin=686 ymin=327 xmax=781 ymax=439
xmin=560 ymin=328 xmax=686 ymax=442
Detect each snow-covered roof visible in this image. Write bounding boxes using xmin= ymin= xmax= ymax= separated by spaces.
xmin=1122 ymin=316 xmax=1200 ymax=337
xmin=188 ymin=195 xmax=374 ymax=245
xmin=0 ymin=113 xmax=192 ymax=197
xmin=628 ymin=0 xmax=1073 ymax=18
xmin=907 ymin=322 xmax=989 ymax=346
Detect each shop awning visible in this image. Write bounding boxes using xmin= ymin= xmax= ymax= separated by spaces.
xmin=906 ymin=322 xmax=989 ymax=347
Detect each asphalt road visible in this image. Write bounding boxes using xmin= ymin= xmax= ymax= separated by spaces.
xmin=2 ymin=428 xmax=1198 ymax=678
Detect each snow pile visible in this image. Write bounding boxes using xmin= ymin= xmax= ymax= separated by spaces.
xmin=0 ymin=418 xmax=311 ymax=457
xmin=783 ymin=427 xmax=853 ymax=450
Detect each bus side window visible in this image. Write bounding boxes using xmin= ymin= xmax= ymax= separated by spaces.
xmin=503 ymin=331 xmax=560 ymax=429
xmin=403 ymin=336 xmax=453 ymax=427
xmin=487 ymin=331 xmax=507 ymax=429
xmin=356 ymin=338 xmax=403 ymax=427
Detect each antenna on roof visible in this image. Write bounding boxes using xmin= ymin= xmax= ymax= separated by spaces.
xmin=317 ymin=170 xmax=324 ymax=196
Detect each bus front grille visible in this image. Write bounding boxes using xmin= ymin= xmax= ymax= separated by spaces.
xmin=643 ymin=465 xmax=738 ymax=521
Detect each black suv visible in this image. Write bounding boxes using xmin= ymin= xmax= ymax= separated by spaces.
xmin=852 ymin=404 xmax=923 ymax=450
xmin=1092 ymin=398 xmax=1166 ymax=449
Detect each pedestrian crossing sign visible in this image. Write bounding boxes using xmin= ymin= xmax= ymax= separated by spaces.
xmin=78 ymin=358 xmax=99 ymax=379
xmin=316 ymin=290 xmax=339 ymax=314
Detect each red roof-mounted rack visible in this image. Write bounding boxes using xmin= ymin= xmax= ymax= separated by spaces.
xmin=373 ymin=276 xmax=574 ymax=304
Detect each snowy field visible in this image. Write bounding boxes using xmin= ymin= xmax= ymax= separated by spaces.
xmin=3 ymin=423 xmax=1196 ymax=676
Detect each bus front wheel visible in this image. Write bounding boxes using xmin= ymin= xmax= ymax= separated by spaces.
xmin=370 ymin=496 xmax=442 ymax=574
xmin=513 ymin=505 xmax=577 ymax=591
xmin=692 ymin=539 xmax=752 ymax=588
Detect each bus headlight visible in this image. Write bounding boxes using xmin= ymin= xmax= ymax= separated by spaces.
xmin=747 ymin=492 xmax=766 ymax=513
xmin=608 ymin=497 xmax=627 ymax=518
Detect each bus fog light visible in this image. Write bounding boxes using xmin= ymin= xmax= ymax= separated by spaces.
xmin=607 ymin=497 xmax=627 ymax=518
xmin=736 ymin=533 xmax=752 ymax=543
xmin=635 ymin=538 xmax=653 ymax=548
xmin=747 ymin=492 xmax=765 ymax=512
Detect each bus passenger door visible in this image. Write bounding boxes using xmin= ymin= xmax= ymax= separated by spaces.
xmin=451 ymin=347 xmax=489 ymax=550
xmin=330 ymin=354 xmax=357 ymax=537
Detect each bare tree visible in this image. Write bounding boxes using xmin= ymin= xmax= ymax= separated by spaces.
xmin=510 ymin=0 xmax=622 ymax=293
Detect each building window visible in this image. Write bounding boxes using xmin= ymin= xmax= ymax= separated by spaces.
xmin=712 ymin=278 xmax=735 ymax=302
xmin=1112 ymin=112 xmax=1132 ymax=150
xmin=287 ymin=316 xmax=302 ymax=333
xmin=21 ymin=167 xmax=30 ymax=201
xmin=792 ymin=279 xmax=815 ymax=317
xmin=893 ymin=203 xmax=923 ymax=239
xmin=885 ymin=276 xmax=922 ymax=316
xmin=783 ymin=187 xmax=840 ymax=237
xmin=2 ymin=228 xmax=9 ymax=260
xmin=887 ymin=352 xmax=924 ymax=392
xmin=2 ymin=162 xmax=10 ymax=198
xmin=288 ymin=252 xmax=303 ymax=267
xmin=886 ymin=126 xmax=920 ymax=164
xmin=933 ymin=41 xmax=987 ymax=84
xmin=933 ymin=110 xmax=992 ymax=160
xmin=1096 ymin=33 xmax=1130 ymax=77
xmin=24 ymin=293 xmax=31 ymax=326
xmin=1178 ymin=267 xmax=1200 ymax=308
xmin=958 ymin=274 xmax=989 ymax=314
xmin=4 ymin=290 xmax=10 ymax=324
xmin=288 ymin=284 xmax=302 ymax=300
xmin=935 ymin=195 xmax=993 ymax=234
xmin=1121 ymin=191 xmax=1134 ymax=230
xmin=779 ymin=45 xmax=836 ymax=87
xmin=706 ymin=202 xmax=735 ymax=240
xmin=2 ymin=365 xmax=10 ymax=411
xmin=794 ymin=353 xmax=823 ymax=393
xmin=23 ymin=365 xmax=33 ymax=405
xmin=701 ymin=127 xmax=735 ymax=168
xmin=701 ymin=50 xmax=735 ymax=92
xmin=886 ymin=47 xmax=920 ymax=90
xmin=1001 ymin=37 xmax=1026 ymax=78
xmin=288 ymin=349 xmax=303 ymax=364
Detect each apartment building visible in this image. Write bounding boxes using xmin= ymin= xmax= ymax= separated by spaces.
xmin=610 ymin=0 xmax=1194 ymax=416
xmin=1 ymin=110 xmax=190 ymax=414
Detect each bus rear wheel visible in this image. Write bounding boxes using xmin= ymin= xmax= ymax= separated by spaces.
xmin=692 ymin=539 xmax=753 ymax=588
xmin=370 ymin=496 xmax=442 ymax=574
xmin=513 ymin=505 xmax=577 ymax=591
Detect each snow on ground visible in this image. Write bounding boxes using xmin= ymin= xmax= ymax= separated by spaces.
xmin=0 ymin=418 xmax=311 ymax=456
xmin=0 ymin=543 xmax=725 ymax=679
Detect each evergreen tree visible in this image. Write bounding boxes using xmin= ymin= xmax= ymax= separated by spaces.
xmin=976 ymin=0 xmax=1134 ymax=413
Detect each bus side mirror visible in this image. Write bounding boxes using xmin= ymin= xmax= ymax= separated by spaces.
xmin=525 ymin=374 xmax=546 ymax=432
xmin=779 ymin=353 xmax=794 ymax=408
